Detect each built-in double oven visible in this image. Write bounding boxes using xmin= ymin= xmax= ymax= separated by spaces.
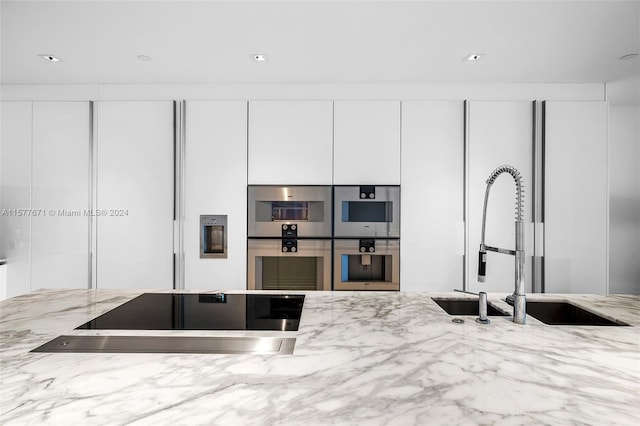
xmin=247 ymin=186 xmax=333 ymax=291
xmin=333 ymin=186 xmax=400 ymax=291
xmin=247 ymin=185 xmax=400 ymax=291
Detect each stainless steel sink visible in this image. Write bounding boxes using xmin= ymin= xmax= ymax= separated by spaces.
xmin=519 ymin=301 xmax=628 ymax=326
xmin=31 ymin=335 xmax=297 ymax=354
xmin=432 ymin=298 xmax=509 ymax=316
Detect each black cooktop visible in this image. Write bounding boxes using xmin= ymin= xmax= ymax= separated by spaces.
xmin=77 ymin=293 xmax=305 ymax=331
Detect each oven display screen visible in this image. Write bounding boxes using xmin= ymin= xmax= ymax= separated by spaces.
xmin=342 ymin=201 xmax=393 ymax=222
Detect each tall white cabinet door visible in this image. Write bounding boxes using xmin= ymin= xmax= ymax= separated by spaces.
xmin=0 ymin=102 xmax=32 ymax=298
xmin=401 ymin=101 xmax=464 ymax=291
xmin=95 ymin=101 xmax=174 ymax=289
xmin=185 ymin=101 xmax=247 ymax=290
xmin=333 ymin=101 xmax=401 ymax=185
xmin=467 ymin=101 xmax=534 ymax=294
xmin=31 ymin=102 xmax=90 ymax=290
xmin=544 ymin=101 xmax=608 ymax=294
xmin=248 ymin=101 xmax=333 ymax=185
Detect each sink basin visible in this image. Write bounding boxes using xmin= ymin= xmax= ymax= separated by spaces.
xmin=516 ymin=301 xmax=628 ymax=326
xmin=432 ymin=298 xmax=509 ymax=316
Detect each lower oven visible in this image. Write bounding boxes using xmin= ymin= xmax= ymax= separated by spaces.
xmin=333 ymin=239 xmax=400 ymax=291
xmin=247 ymin=239 xmax=332 ymax=291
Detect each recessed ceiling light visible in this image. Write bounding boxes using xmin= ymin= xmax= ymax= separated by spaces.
xmin=137 ymin=54 xmax=152 ymax=62
xmin=252 ymin=54 xmax=267 ymax=62
xmin=38 ymin=54 xmax=61 ymax=62
xmin=619 ymin=53 xmax=639 ymax=61
xmin=464 ymin=53 xmax=484 ymax=61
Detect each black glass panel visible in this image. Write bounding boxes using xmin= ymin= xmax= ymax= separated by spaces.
xmin=77 ymin=294 xmax=305 ymax=331
xmin=342 ymin=201 xmax=392 ymax=222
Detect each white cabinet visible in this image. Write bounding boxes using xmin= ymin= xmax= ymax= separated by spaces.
xmin=1 ymin=102 xmax=90 ymax=297
xmin=544 ymin=101 xmax=608 ymax=294
xmin=401 ymin=101 xmax=464 ymax=291
xmin=31 ymin=102 xmax=90 ymax=290
xmin=248 ymin=101 xmax=333 ymax=184
xmin=333 ymin=101 xmax=401 ymax=184
xmin=185 ymin=101 xmax=248 ymax=290
xmin=95 ymin=102 xmax=174 ymax=289
xmin=0 ymin=102 xmax=32 ymax=298
xmin=467 ymin=101 xmax=534 ymax=294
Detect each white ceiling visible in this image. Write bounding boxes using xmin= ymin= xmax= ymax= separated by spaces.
xmin=1 ymin=0 xmax=639 ymax=85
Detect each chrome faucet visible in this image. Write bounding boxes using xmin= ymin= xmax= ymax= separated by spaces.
xmin=477 ymin=165 xmax=526 ymax=324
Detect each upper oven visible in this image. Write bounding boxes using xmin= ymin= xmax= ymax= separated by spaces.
xmin=248 ymin=185 xmax=333 ymax=238
xmin=333 ymin=185 xmax=400 ymax=238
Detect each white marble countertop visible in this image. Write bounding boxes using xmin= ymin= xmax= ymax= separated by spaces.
xmin=1 ymin=289 xmax=639 ymax=425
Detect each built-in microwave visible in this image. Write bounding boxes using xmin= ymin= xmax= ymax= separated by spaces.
xmin=248 ymin=185 xmax=332 ymax=238
xmin=333 ymin=186 xmax=400 ymax=238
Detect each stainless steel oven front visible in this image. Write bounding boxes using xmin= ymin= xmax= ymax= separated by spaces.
xmin=333 ymin=239 xmax=399 ymax=291
xmin=247 ymin=239 xmax=332 ymax=291
xmin=334 ymin=186 xmax=400 ymax=238
xmin=248 ymin=185 xmax=332 ymax=238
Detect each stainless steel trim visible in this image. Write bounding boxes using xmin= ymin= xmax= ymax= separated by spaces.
xmin=174 ymin=100 xmax=186 ymax=289
xmin=88 ymin=101 xmax=94 ymax=289
xmin=463 ymin=100 xmax=470 ymax=292
xmin=90 ymin=101 xmax=99 ymax=288
xmin=532 ymin=100 xmax=544 ymax=293
xmin=31 ymin=335 xmax=297 ymax=355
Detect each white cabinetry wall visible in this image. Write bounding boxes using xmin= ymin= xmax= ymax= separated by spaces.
xmin=248 ymin=101 xmax=333 ymax=185
xmin=31 ymin=102 xmax=90 ymax=290
xmin=1 ymin=102 xmax=33 ymax=298
xmin=466 ymin=101 xmax=534 ymax=294
xmin=94 ymin=101 xmax=174 ymax=289
xmin=0 ymin=102 xmax=90 ymax=298
xmin=401 ymin=101 xmax=464 ymax=291
xmin=184 ymin=101 xmax=248 ymax=290
xmin=544 ymin=101 xmax=608 ymax=293
xmin=333 ymin=101 xmax=401 ymax=185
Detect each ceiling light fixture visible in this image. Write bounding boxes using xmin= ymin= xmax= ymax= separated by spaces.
xmin=38 ymin=54 xmax=61 ymax=62
xmin=252 ymin=54 xmax=267 ymax=62
xmin=137 ymin=54 xmax=152 ymax=62
xmin=619 ymin=53 xmax=639 ymax=61
xmin=464 ymin=53 xmax=484 ymax=61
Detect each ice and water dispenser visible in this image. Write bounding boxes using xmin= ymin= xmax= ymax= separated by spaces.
xmin=200 ymin=215 xmax=227 ymax=258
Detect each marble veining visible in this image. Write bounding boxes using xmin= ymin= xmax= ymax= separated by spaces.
xmin=1 ymin=289 xmax=639 ymax=425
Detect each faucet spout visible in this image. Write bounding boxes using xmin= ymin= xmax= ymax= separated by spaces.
xmin=477 ymin=165 xmax=526 ymax=325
